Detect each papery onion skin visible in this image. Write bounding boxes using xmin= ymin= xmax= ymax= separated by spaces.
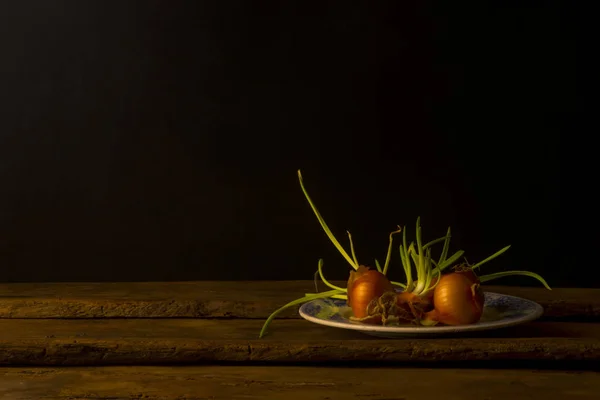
xmin=347 ymin=265 xmax=394 ymax=318
xmin=453 ymin=264 xmax=480 ymax=285
xmin=426 ymin=272 xmax=485 ymax=325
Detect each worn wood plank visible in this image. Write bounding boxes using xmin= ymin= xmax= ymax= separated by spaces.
xmin=0 ymin=319 xmax=598 ymax=366
xmin=1 ymin=366 xmax=599 ymax=400
xmin=1 ymin=281 xmax=598 ymax=320
xmin=3 ymin=366 xmax=600 ymax=400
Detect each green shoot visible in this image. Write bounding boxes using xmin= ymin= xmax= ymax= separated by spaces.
xmin=317 ymin=258 xmax=346 ymax=292
xmin=471 ymin=245 xmax=511 ymax=270
xmin=434 ymin=249 xmax=465 ymax=273
xmin=298 ymin=170 xmax=358 ymax=270
xmin=400 ymin=226 xmax=413 ymax=290
xmin=396 ymin=218 xmax=454 ymax=295
xmin=347 ymin=231 xmax=360 ymax=268
xmin=305 ymin=293 xmax=348 ymax=300
xmin=423 ymin=235 xmax=448 ymax=251
xmin=374 ymin=259 xmax=383 ymax=273
xmin=479 ymin=271 xmax=551 ymax=290
xmin=383 ymin=226 xmax=402 ymax=275
xmin=260 ymin=170 xmax=551 ymax=338
xmin=438 ymin=227 xmax=451 ymax=266
xmin=259 ymin=289 xmax=344 ymax=338
xmin=421 ymin=267 xmax=441 ymax=296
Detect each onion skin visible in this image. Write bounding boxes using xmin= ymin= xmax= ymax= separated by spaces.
xmin=425 ymin=272 xmax=485 ymax=325
xmin=347 ymin=265 xmax=394 ymax=318
xmin=453 ymin=264 xmax=480 ymax=285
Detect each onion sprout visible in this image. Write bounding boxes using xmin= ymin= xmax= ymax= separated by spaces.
xmin=259 ymin=289 xmax=344 ymax=338
xmin=347 ymin=231 xmax=360 ymax=268
xmin=423 ymin=267 xmax=442 ymax=295
xmin=259 ymin=169 xmax=551 ymax=337
xmin=432 ymin=249 xmax=465 ymax=274
xmin=382 ymin=227 xmax=402 ymax=275
xmin=305 ymin=293 xmax=348 ymax=300
xmin=396 ymin=219 xmax=456 ymax=296
xmin=298 ymin=170 xmax=358 ymax=270
xmin=317 ymin=258 xmax=346 ymax=292
xmin=400 ymin=227 xmax=413 ymax=291
xmin=423 ymin=233 xmax=450 ymax=251
xmin=438 ymin=227 xmax=451 ymax=265
xmin=471 ymin=245 xmax=511 ymax=270
xmin=479 ymin=270 xmax=551 ymax=290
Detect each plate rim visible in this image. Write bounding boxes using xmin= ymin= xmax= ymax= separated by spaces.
xmin=298 ymin=291 xmax=544 ymax=334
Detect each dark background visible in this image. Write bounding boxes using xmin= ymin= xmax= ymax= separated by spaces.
xmin=0 ymin=1 xmax=587 ymax=286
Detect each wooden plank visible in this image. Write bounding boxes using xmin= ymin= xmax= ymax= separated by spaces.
xmin=1 ymin=281 xmax=598 ymax=320
xmin=1 ymin=366 xmax=599 ymax=400
xmin=0 ymin=319 xmax=598 ymax=366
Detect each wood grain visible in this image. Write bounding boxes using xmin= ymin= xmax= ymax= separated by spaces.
xmin=1 ymin=366 xmax=599 ymax=400
xmin=1 ymin=281 xmax=598 ymax=320
xmin=0 ymin=319 xmax=598 ymax=366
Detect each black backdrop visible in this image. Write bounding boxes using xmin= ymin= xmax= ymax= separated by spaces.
xmin=0 ymin=1 xmax=587 ymax=286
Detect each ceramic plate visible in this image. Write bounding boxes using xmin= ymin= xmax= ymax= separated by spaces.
xmin=298 ymin=292 xmax=543 ymax=337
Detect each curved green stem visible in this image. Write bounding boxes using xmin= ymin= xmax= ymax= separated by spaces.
xmin=420 ymin=267 xmax=441 ymax=296
xmin=305 ymin=293 xmax=348 ymax=300
xmin=347 ymin=231 xmax=360 ymax=268
xmin=471 ymin=245 xmax=511 ymax=270
xmin=421 ymin=247 xmax=434 ymax=293
xmin=399 ymin=246 xmax=413 ymax=291
xmin=317 ymin=258 xmax=346 ymax=292
xmin=313 ymin=270 xmax=319 ymax=292
xmin=374 ymin=259 xmax=383 ymax=273
xmin=415 ymin=218 xmax=424 ymax=272
xmin=399 ymin=227 xmax=413 ymax=290
xmin=298 ymin=170 xmax=358 ymax=270
xmin=259 ymin=289 xmax=344 ymax=338
xmin=479 ymin=271 xmax=551 ymax=290
xmin=433 ymin=249 xmax=465 ymax=274
xmin=382 ymin=226 xmax=402 ymax=275
xmin=438 ymin=227 xmax=451 ymax=265
xmin=423 ymin=234 xmax=447 ymax=251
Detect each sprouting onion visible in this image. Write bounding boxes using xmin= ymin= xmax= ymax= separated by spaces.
xmin=259 ymin=170 xmax=402 ymax=337
xmin=260 ymin=169 xmax=552 ymax=336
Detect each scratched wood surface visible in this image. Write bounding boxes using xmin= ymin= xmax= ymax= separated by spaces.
xmin=1 ymin=281 xmax=599 ymax=398
xmin=0 ymin=281 xmax=598 ymax=319
xmin=1 ymin=366 xmax=599 ymax=400
xmin=0 ymin=319 xmax=598 ymax=366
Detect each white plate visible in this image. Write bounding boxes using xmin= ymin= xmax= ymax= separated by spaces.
xmin=298 ymin=292 xmax=544 ymax=338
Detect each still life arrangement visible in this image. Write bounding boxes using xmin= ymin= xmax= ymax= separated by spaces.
xmin=258 ymin=170 xmax=551 ymax=338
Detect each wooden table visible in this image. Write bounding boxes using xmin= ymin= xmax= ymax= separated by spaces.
xmin=0 ymin=281 xmax=598 ymax=399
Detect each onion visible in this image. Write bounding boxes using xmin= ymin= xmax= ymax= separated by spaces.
xmin=259 ymin=170 xmax=552 ymax=338
xmin=347 ymin=265 xmax=394 ymax=318
xmin=424 ymin=272 xmax=485 ymax=325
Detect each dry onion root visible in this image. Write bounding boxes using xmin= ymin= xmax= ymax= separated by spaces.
xmin=258 ymin=170 xmax=552 ymax=338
